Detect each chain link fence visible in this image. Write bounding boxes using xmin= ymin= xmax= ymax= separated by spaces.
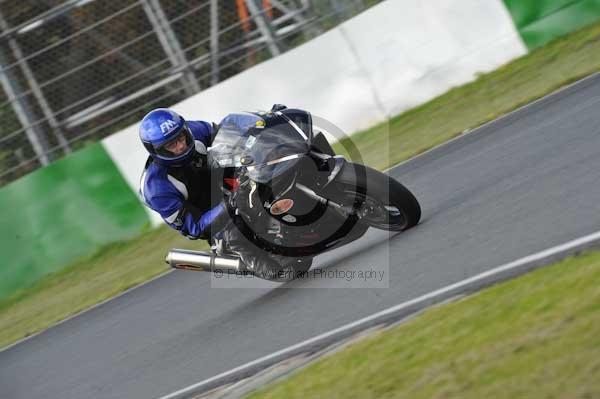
xmin=0 ymin=0 xmax=379 ymax=185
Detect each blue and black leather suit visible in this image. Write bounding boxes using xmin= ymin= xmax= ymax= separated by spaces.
xmin=139 ymin=118 xmax=290 ymax=278
xmin=140 ymin=120 xmax=229 ymax=240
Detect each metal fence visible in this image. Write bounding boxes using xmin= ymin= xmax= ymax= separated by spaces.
xmin=0 ymin=0 xmax=378 ymax=185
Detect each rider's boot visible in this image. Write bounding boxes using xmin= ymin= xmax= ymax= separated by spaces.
xmin=219 ymin=225 xmax=295 ymax=281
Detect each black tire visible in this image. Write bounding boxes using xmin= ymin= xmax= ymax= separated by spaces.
xmin=331 ymin=162 xmax=421 ymax=231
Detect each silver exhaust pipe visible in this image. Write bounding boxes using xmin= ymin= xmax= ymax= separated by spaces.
xmin=165 ymin=248 xmax=243 ymax=273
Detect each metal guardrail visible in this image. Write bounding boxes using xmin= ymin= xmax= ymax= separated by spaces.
xmin=0 ymin=0 xmax=376 ymax=185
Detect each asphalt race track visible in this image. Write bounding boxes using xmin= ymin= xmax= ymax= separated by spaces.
xmin=2 ymin=75 xmax=600 ymax=399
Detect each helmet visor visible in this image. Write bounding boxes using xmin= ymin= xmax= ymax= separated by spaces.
xmin=154 ymin=126 xmax=194 ymax=159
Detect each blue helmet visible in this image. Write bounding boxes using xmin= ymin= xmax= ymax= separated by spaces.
xmin=139 ymin=108 xmax=195 ymax=166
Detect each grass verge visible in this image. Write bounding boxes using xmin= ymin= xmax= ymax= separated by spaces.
xmin=247 ymin=251 xmax=600 ymax=399
xmin=3 ymin=20 xmax=600 ymax=350
xmin=0 ymin=226 xmax=205 ymax=349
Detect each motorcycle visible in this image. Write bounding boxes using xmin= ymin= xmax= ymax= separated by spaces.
xmin=165 ymin=107 xmax=421 ymax=280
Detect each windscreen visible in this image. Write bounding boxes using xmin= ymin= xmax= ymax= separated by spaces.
xmin=209 ymin=112 xmax=310 ymax=182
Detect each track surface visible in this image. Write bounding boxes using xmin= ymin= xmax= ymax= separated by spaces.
xmin=2 ymin=75 xmax=600 ymax=399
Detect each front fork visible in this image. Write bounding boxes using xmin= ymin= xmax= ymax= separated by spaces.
xmin=295 ymin=183 xmax=358 ymax=219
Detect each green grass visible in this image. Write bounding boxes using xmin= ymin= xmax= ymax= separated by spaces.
xmin=247 ymin=251 xmax=600 ymax=399
xmin=3 ymin=20 xmax=600 ymax=350
xmin=0 ymin=226 xmax=205 ymax=349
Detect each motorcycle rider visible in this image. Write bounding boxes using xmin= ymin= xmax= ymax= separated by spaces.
xmin=138 ymin=107 xmax=294 ymax=280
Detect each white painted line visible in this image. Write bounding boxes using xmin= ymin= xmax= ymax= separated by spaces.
xmin=157 ymin=229 xmax=600 ymax=399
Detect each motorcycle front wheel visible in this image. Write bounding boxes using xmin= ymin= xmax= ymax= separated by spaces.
xmin=331 ymin=162 xmax=421 ymax=231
